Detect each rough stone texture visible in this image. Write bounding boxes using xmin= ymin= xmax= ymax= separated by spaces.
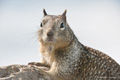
xmin=0 ymin=65 xmax=49 ymax=80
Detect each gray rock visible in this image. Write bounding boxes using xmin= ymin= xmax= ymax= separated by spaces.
xmin=0 ymin=65 xmax=49 ymax=80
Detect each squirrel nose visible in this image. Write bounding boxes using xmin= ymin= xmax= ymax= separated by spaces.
xmin=47 ymin=32 xmax=54 ymax=37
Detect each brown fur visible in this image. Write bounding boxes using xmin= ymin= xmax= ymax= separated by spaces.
xmin=28 ymin=9 xmax=120 ymax=80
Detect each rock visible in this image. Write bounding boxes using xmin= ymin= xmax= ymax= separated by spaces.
xmin=0 ymin=65 xmax=49 ymax=80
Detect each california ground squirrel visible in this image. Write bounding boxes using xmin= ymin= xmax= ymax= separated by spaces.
xmin=29 ymin=9 xmax=120 ymax=80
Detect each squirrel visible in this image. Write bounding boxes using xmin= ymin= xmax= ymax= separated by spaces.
xmin=28 ymin=9 xmax=120 ymax=80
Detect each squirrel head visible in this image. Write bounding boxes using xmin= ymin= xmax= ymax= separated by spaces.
xmin=38 ymin=9 xmax=74 ymax=51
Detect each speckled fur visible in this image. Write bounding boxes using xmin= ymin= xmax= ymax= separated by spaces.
xmin=36 ymin=10 xmax=120 ymax=80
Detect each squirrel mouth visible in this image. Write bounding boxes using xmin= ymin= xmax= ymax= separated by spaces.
xmin=42 ymin=36 xmax=55 ymax=43
xmin=47 ymin=37 xmax=55 ymax=43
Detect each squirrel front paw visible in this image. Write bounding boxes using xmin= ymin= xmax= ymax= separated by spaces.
xmin=28 ymin=62 xmax=50 ymax=71
xmin=28 ymin=62 xmax=36 ymax=65
xmin=28 ymin=62 xmax=49 ymax=67
xmin=28 ymin=62 xmax=44 ymax=66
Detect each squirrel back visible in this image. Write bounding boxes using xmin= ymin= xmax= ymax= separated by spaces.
xmin=37 ymin=9 xmax=120 ymax=80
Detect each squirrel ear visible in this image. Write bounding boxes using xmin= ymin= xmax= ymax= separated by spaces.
xmin=43 ymin=9 xmax=47 ymax=17
xmin=62 ymin=9 xmax=67 ymax=22
xmin=62 ymin=9 xmax=67 ymax=16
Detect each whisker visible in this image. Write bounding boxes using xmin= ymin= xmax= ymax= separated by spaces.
xmin=19 ymin=29 xmax=39 ymax=46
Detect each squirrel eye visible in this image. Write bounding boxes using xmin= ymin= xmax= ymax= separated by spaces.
xmin=60 ymin=23 xmax=64 ymax=28
xmin=40 ymin=23 xmax=43 ymax=27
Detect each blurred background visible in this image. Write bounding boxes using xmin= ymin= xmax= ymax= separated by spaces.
xmin=0 ymin=0 xmax=120 ymax=66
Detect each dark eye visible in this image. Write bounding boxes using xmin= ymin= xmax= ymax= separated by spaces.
xmin=60 ymin=23 xmax=64 ymax=28
xmin=40 ymin=22 xmax=43 ymax=27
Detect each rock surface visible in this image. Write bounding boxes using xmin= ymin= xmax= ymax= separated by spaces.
xmin=0 ymin=65 xmax=49 ymax=80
